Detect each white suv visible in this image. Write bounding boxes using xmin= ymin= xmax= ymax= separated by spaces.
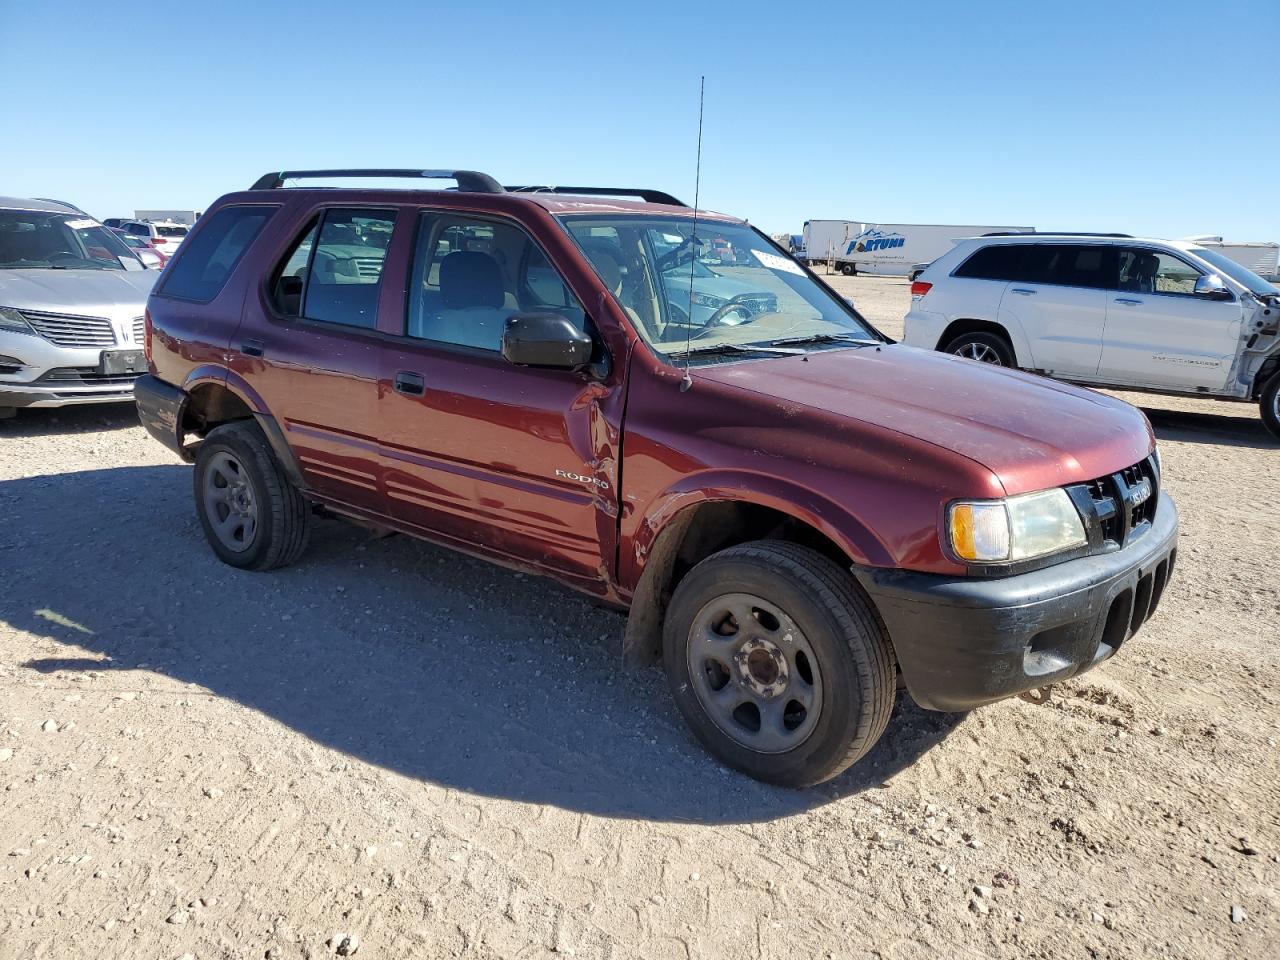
xmin=903 ymin=234 xmax=1280 ymax=439
xmin=120 ymin=219 xmax=189 ymax=257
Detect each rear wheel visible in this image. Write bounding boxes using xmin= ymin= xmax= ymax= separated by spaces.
xmin=1261 ymin=373 xmax=1280 ymax=441
xmin=943 ymin=330 xmax=1015 ymax=367
xmin=663 ymin=541 xmax=896 ymax=787
xmin=840 ymin=264 xmax=856 ymax=276
xmin=193 ymin=421 xmax=311 ymax=570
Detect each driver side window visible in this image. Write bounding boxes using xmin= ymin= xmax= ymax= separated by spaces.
xmin=405 ymin=213 xmax=586 ymax=351
xmin=1119 ymin=249 xmax=1202 ymax=296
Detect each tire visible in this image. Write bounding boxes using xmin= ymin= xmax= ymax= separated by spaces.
xmin=1261 ymin=373 xmax=1280 ymax=442
xmin=193 ymin=420 xmax=311 ymax=571
xmin=943 ymin=330 xmax=1016 ymax=367
xmin=662 ymin=540 xmax=896 ymax=787
xmin=840 ymin=264 xmax=856 ymax=276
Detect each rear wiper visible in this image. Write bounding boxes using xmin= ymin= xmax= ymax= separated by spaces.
xmin=670 ymin=342 xmax=806 ymax=359
xmin=767 ymin=333 xmax=880 ymax=347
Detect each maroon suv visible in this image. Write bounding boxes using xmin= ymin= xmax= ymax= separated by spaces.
xmin=135 ymin=169 xmax=1178 ymax=787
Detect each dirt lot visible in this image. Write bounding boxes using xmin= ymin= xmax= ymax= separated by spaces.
xmin=1 ymin=276 xmax=1276 ymax=960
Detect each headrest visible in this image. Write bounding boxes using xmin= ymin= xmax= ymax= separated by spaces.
xmin=440 ymin=251 xmax=505 ymax=309
xmin=581 ymin=241 xmax=624 ymax=295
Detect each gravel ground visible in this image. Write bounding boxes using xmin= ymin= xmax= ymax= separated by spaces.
xmin=0 ymin=276 xmax=1277 ymax=959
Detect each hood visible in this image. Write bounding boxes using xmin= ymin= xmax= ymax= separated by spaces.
xmin=695 ymin=344 xmax=1153 ymax=495
xmin=0 ymin=268 xmax=158 ymax=323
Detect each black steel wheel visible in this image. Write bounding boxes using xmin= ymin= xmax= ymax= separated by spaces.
xmin=193 ymin=421 xmax=311 ymax=571
xmin=663 ymin=540 xmax=896 ymax=787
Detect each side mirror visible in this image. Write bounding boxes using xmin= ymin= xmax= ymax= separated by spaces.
xmin=1193 ymin=274 xmax=1231 ymax=300
xmin=502 ymin=313 xmax=593 ymax=369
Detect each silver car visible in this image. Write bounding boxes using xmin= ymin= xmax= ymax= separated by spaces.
xmin=0 ymin=198 xmax=158 ymax=417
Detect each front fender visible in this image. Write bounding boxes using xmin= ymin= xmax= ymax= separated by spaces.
xmin=624 ymin=468 xmax=894 ymax=590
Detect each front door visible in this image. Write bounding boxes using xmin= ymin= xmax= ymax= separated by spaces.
xmin=1098 ymin=247 xmax=1243 ymax=390
xmin=377 ymin=210 xmax=621 ymax=591
xmin=995 ymin=243 xmax=1112 ymax=377
xmin=230 ymin=206 xmax=401 ymax=514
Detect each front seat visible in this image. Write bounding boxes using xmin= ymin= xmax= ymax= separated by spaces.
xmin=414 ymin=251 xmax=510 ymax=350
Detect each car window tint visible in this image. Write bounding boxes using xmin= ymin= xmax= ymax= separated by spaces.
xmin=159 ymin=205 xmax=276 ymax=302
xmin=405 ymin=213 xmax=586 ymax=351
xmin=1118 ymin=249 xmax=1202 ymax=296
xmin=298 ymin=209 xmax=396 ymax=328
xmin=1019 ymin=245 xmax=1114 ymax=288
xmin=953 ymin=244 xmax=1025 ymax=281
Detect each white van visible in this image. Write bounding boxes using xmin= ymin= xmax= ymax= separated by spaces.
xmin=903 ymin=234 xmax=1280 ymax=439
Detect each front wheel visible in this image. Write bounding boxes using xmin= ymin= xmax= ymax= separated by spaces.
xmin=1261 ymin=373 xmax=1280 ymax=441
xmin=663 ymin=541 xmax=896 ymax=787
xmin=193 ymin=421 xmax=312 ymax=570
xmin=943 ymin=330 xmax=1015 ymax=367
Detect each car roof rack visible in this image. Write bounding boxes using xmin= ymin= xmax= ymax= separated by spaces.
xmin=249 ymin=169 xmax=505 ymax=194
xmin=983 ymin=231 xmax=1133 ymax=238
xmin=505 ymin=185 xmax=688 ymax=207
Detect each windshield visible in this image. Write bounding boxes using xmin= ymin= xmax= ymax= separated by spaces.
xmin=0 ymin=209 xmax=142 ymax=271
xmin=559 ymin=216 xmax=876 ymax=358
xmin=1187 ymin=247 xmax=1278 ymax=298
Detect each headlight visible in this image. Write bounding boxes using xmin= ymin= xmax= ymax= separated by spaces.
xmin=0 ymin=307 xmax=35 ymax=335
xmin=690 ymin=292 xmax=728 ymax=309
xmin=948 ymin=488 xmax=1086 ymax=563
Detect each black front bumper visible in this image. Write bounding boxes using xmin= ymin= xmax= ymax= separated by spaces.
xmin=855 ymin=493 xmax=1179 ymax=712
xmin=134 ymin=373 xmax=191 ymax=461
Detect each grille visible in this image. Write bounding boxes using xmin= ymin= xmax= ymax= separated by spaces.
xmin=132 ymin=316 xmax=145 ymax=345
xmin=35 ymin=367 xmax=143 ymax=388
xmin=22 ymin=311 xmax=116 ymax=348
xmin=1082 ymin=457 xmax=1159 ymax=547
xmin=352 ymin=257 xmax=384 ymax=279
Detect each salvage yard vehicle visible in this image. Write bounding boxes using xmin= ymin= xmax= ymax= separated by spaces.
xmin=903 ymin=234 xmax=1280 ymax=439
xmin=135 ymin=169 xmax=1178 ymax=787
xmin=0 ymin=197 xmax=156 ymax=417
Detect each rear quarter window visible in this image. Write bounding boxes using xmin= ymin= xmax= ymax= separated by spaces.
xmin=159 ymin=206 xmax=277 ymax=302
xmin=953 ymin=244 xmax=1026 ymax=281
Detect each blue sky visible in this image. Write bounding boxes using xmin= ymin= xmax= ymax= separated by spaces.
xmin=1 ymin=0 xmax=1276 ymax=240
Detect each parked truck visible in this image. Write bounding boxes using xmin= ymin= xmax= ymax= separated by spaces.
xmin=134 ymin=209 xmax=202 ymax=226
xmin=801 ymin=220 xmax=861 ymax=267
xmin=834 ymin=223 xmax=1035 ymax=276
xmin=1182 ymin=237 xmax=1279 ymax=281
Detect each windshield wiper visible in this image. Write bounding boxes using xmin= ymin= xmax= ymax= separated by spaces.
xmin=767 ymin=333 xmax=880 ymax=347
xmin=669 ymin=342 xmax=807 ymax=360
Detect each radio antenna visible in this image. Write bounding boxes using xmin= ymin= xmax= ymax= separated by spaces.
xmin=680 ymin=75 xmax=705 ymax=392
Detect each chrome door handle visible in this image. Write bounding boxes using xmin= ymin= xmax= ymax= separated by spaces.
xmin=1010 ymin=288 xmax=1037 ymax=296
xmin=1114 ymin=298 xmax=1143 ymax=305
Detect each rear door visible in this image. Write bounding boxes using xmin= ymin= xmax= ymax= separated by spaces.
xmin=228 ymin=205 xmax=402 ymax=514
xmin=1098 ymin=247 xmax=1243 ymax=390
xmin=376 ymin=209 xmax=620 ymax=590
xmin=995 ymin=243 xmax=1112 ymax=376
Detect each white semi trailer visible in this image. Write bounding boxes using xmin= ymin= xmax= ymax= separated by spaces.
xmin=833 ymin=223 xmax=1034 ymax=276
xmin=1182 ymin=237 xmax=1279 ymax=281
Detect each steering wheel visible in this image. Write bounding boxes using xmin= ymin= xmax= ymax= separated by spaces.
xmin=690 ymin=296 xmax=758 ymax=340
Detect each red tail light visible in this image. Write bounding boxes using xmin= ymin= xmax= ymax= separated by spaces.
xmin=911 ymin=281 xmax=933 ymax=297
xmin=143 ymin=308 xmax=153 ymax=363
